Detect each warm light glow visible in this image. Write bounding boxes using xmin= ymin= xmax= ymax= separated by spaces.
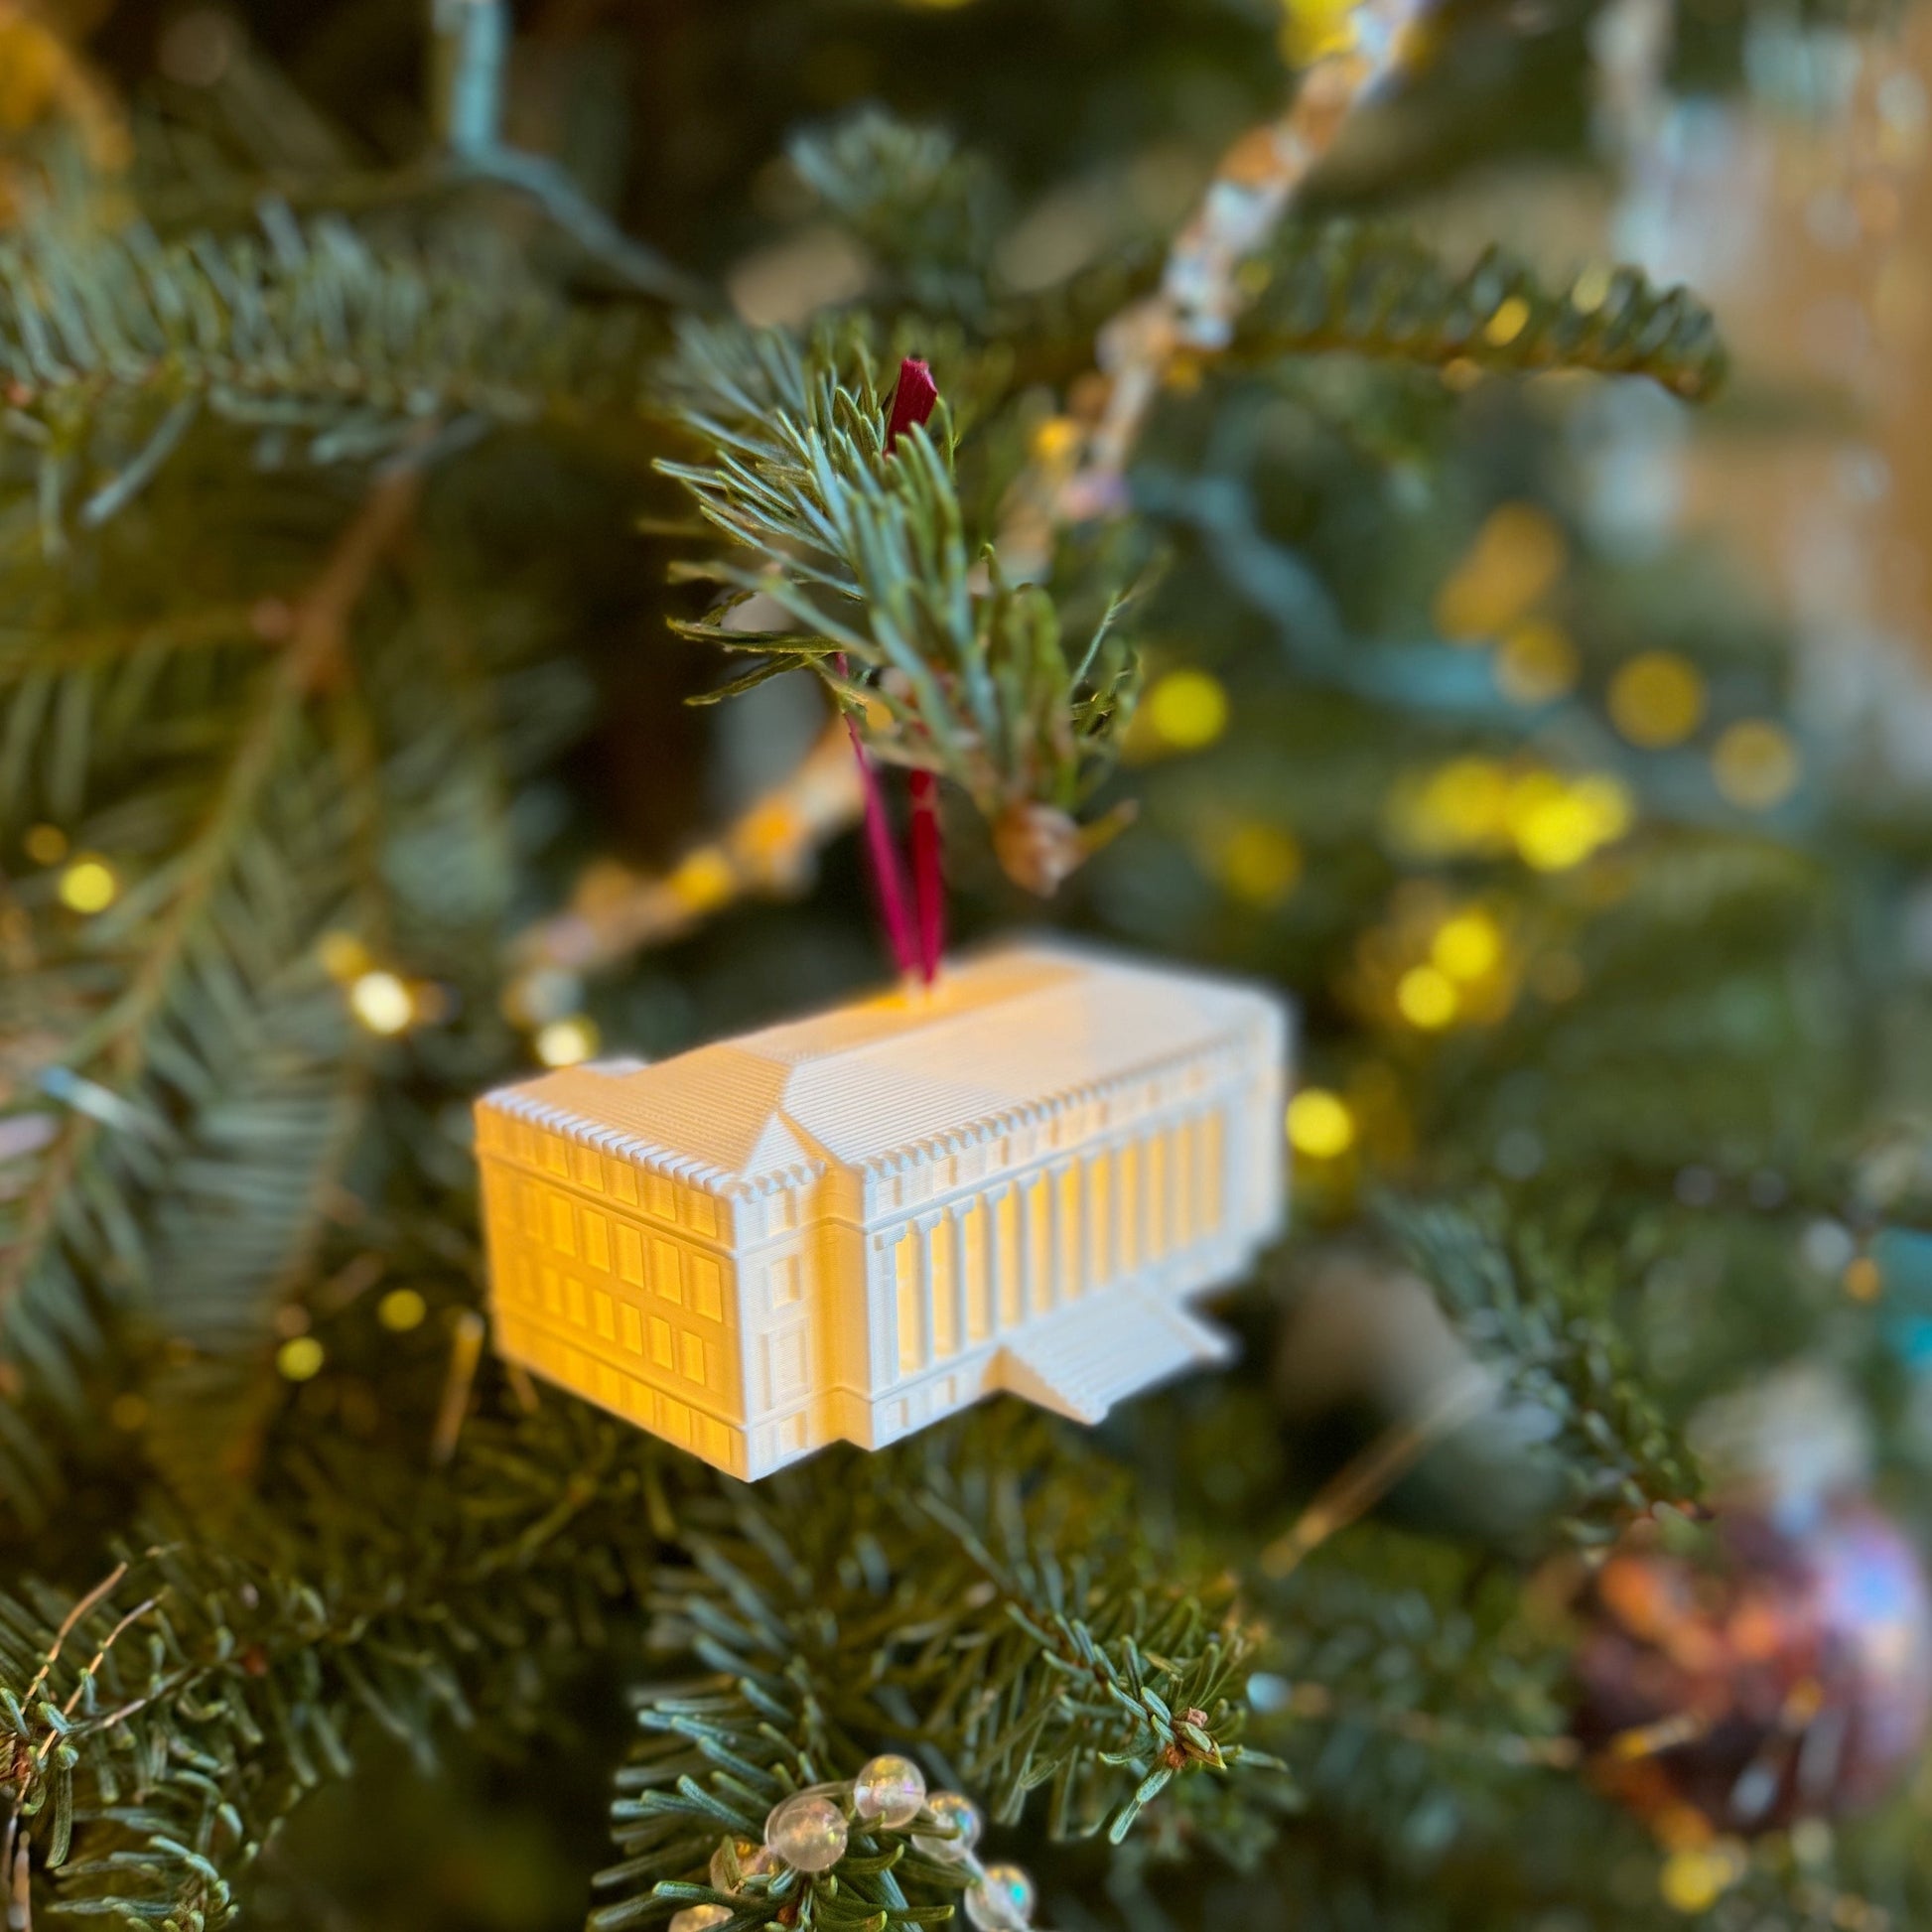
xmin=277 ymin=1336 xmax=325 ymax=1382
xmin=23 ymin=823 xmax=67 ymax=866
xmin=1144 ymin=669 xmax=1230 ymax=752
xmin=1712 ymin=720 xmax=1800 ymax=810
xmin=1494 ymin=620 xmax=1580 ymax=706
xmin=58 ymin=856 xmax=119 ymax=914
xmin=319 ymin=930 xmax=373 ymax=982
xmin=1218 ymin=823 xmax=1303 ymax=906
xmin=1287 ymin=1088 xmax=1356 ymax=1159
xmin=1395 ymin=964 xmax=1458 ymax=1030
xmin=536 ymin=1015 xmax=601 ymax=1068
xmin=349 ymin=971 xmax=415 ymax=1036
xmin=1483 ymin=296 xmax=1531 ymax=346
xmin=1433 ymin=504 xmax=1567 ymax=641
xmin=1031 ymin=415 xmax=1081 ymax=463
xmin=1432 ymin=910 xmax=1503 ymax=982
xmin=378 ymin=1287 xmax=428 ymax=1332
xmin=1608 ymin=652 xmax=1706 ymax=749
xmin=1391 ymin=757 xmax=1513 ymax=856
xmin=668 ymin=847 xmax=736 ymax=912
xmin=1842 ymin=1256 xmax=1883 ymax=1304
xmin=1509 ymin=772 xmax=1632 ymax=872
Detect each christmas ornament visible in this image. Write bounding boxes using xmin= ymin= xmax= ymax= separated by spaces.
xmin=477 ymin=939 xmax=1288 ymax=1477
xmin=1572 ymin=1496 xmax=1932 ymax=1831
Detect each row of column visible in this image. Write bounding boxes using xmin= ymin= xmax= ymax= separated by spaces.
xmin=889 ymin=1105 xmax=1228 ymax=1377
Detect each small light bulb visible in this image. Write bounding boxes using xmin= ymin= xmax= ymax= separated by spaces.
xmin=59 ymin=857 xmax=119 ymax=914
xmin=535 ymin=1016 xmax=600 ymax=1068
xmin=1287 ymin=1089 xmax=1355 ymax=1160
xmin=1395 ymin=965 xmax=1458 ymax=1031
xmin=377 ymin=1288 xmax=428 ymax=1332
xmin=349 ymin=971 xmax=415 ymax=1036
xmin=277 ymin=1336 xmax=325 ymax=1382
xmin=1143 ymin=669 xmax=1230 ymax=753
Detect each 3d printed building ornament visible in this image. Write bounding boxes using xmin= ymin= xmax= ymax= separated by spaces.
xmin=476 ymin=939 xmax=1290 ymax=1477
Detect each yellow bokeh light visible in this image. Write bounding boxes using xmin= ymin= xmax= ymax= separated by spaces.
xmin=668 ymin=847 xmax=736 ymax=913
xmin=1483 ymin=296 xmax=1531 ymax=346
xmin=1279 ymin=0 xmax=1359 ymax=62
xmin=23 ymin=822 xmax=68 ymax=866
xmin=535 ymin=1015 xmax=601 ymax=1068
xmin=1432 ymin=910 xmax=1503 ymax=982
xmin=1287 ymin=1088 xmax=1356 ymax=1159
xmin=319 ymin=930 xmax=373 ymax=983
xmin=1144 ymin=669 xmax=1230 ymax=752
xmin=1608 ymin=651 xmax=1706 ymax=749
xmin=1032 ymin=415 xmax=1081 ymax=464
xmin=277 ymin=1335 xmax=325 ymax=1383
xmin=1494 ymin=619 xmax=1581 ymax=706
xmin=1713 ymin=719 xmax=1800 ymax=811
xmin=58 ymin=856 xmax=119 ymax=914
xmin=1433 ymin=504 xmax=1567 ymax=642
xmin=349 ymin=970 xmax=415 ymax=1036
xmin=1395 ymin=964 xmax=1458 ymax=1030
xmin=1509 ymin=771 xmax=1632 ymax=872
xmin=1218 ymin=823 xmax=1303 ymax=906
xmin=1391 ymin=757 xmax=1513 ymax=857
xmin=377 ymin=1287 xmax=428 ymax=1332
xmin=1658 ymin=1850 xmax=1727 ymax=1915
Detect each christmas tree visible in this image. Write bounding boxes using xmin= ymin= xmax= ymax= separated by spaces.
xmin=2 ymin=0 xmax=1931 ymax=1927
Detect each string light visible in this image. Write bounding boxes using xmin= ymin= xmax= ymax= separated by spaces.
xmin=1433 ymin=504 xmax=1567 ymax=642
xmin=1432 ymin=909 xmax=1503 ymax=982
xmin=535 ymin=1015 xmax=601 ymax=1068
xmin=1287 ymin=1088 xmax=1356 ymax=1159
xmin=58 ymin=855 xmax=119 ymax=913
xmin=668 ymin=847 xmax=736 ymax=913
xmin=1216 ymin=823 xmax=1303 ymax=905
xmin=1713 ymin=719 xmax=1800 ymax=810
xmin=1608 ymin=651 xmax=1706 ymax=749
xmin=349 ymin=970 xmax=415 ymax=1036
xmin=23 ymin=823 xmax=67 ymax=865
xmin=1509 ymin=771 xmax=1632 ymax=872
xmin=276 ymin=1336 xmax=325 ymax=1382
xmin=319 ymin=930 xmax=373 ymax=982
xmin=1842 ymin=1256 xmax=1882 ymax=1303
xmin=1141 ymin=669 xmax=1230 ymax=753
xmin=377 ymin=1288 xmax=428 ymax=1332
xmin=1493 ymin=620 xmax=1581 ymax=705
xmin=1395 ymin=964 xmax=1458 ymax=1030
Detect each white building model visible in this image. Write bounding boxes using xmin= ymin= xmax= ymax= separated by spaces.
xmin=476 ymin=941 xmax=1289 ymax=1479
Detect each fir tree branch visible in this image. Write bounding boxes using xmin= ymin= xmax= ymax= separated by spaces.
xmin=1233 ymin=229 xmax=1726 ymax=401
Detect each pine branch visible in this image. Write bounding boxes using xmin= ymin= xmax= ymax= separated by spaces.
xmin=1376 ymin=1198 xmax=1700 ymax=1534
xmin=594 ymin=1412 xmax=1285 ymax=1931
xmin=0 ymin=468 xmax=420 ymax=1522
xmin=1232 ymin=226 xmax=1728 ymax=401
xmin=0 ymin=218 xmax=654 ymax=544
xmin=657 ymin=323 xmax=1142 ymax=893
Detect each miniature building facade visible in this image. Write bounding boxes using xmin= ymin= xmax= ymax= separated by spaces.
xmin=476 ymin=941 xmax=1290 ymax=1479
